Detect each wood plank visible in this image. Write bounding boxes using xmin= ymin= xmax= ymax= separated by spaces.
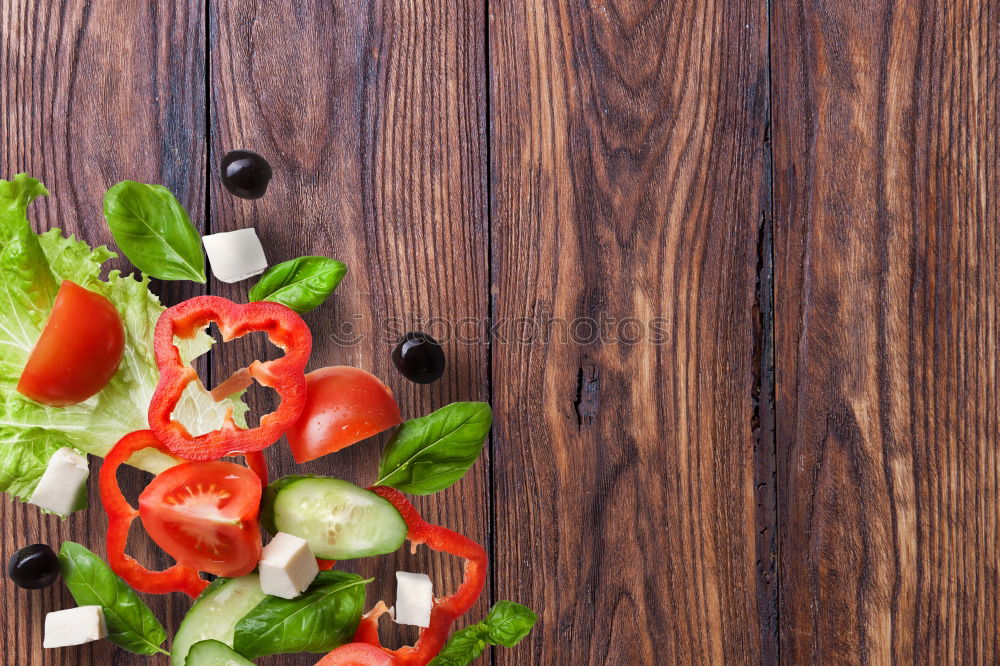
xmin=0 ymin=0 xmax=206 ymax=663
xmin=489 ymin=1 xmax=771 ymax=664
xmin=773 ymin=0 xmax=999 ymax=662
xmin=210 ymin=0 xmax=488 ymax=660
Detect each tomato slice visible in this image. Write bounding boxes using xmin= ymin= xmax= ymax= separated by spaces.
xmin=287 ymin=366 xmax=402 ymax=463
xmin=17 ymin=280 xmax=125 ymax=406
xmin=138 ymin=461 xmax=262 ymax=577
xmin=316 ymin=643 xmax=400 ymax=666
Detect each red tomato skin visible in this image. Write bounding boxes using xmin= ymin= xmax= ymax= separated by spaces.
xmin=316 ymin=643 xmax=400 ymax=666
xmin=287 ymin=366 xmax=402 ymax=463
xmin=17 ymin=280 xmax=125 ymax=406
xmin=138 ymin=461 xmax=262 ymax=577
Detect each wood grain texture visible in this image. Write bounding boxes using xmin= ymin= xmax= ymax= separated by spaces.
xmin=210 ymin=0 xmax=488 ymax=662
xmin=773 ymin=0 xmax=999 ymax=663
xmin=0 ymin=0 xmax=206 ymax=663
xmin=489 ymin=1 xmax=771 ymax=664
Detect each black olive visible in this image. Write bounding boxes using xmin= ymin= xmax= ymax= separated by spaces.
xmin=7 ymin=544 xmax=59 ymax=590
xmin=220 ymin=150 xmax=273 ymax=199
xmin=392 ymin=332 xmax=446 ymax=384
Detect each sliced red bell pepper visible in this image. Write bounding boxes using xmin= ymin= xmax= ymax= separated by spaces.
xmin=148 ymin=296 xmax=312 ymax=461
xmin=99 ymin=430 xmax=269 ymax=597
xmin=244 ymin=449 xmax=269 ymax=487
xmin=344 ymin=487 xmax=487 ymax=666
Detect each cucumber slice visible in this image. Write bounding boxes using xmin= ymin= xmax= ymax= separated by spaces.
xmin=264 ymin=476 xmax=407 ymax=560
xmin=186 ymin=639 xmax=255 ymax=665
xmin=171 ymin=575 xmax=267 ymax=666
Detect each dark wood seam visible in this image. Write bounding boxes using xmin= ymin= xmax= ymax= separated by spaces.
xmin=484 ymin=2 xmax=498 ymax=665
xmin=204 ymin=0 xmax=213 ymax=389
xmin=760 ymin=0 xmax=780 ymax=662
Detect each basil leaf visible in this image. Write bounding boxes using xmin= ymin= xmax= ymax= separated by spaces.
xmin=103 ymin=181 xmax=206 ymax=282
xmin=429 ymin=601 xmax=537 ymax=665
xmin=428 ymin=625 xmax=488 ymax=666
xmin=482 ymin=601 xmax=537 ymax=647
xmin=248 ymin=256 xmax=346 ymax=313
xmin=232 ymin=571 xmax=369 ymax=658
xmin=375 ymin=402 xmax=492 ymax=495
xmin=57 ymin=542 xmax=169 ymax=656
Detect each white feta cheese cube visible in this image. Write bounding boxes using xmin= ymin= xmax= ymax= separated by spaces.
xmin=29 ymin=448 xmax=89 ymax=517
xmin=259 ymin=532 xmax=319 ymax=599
xmin=202 ymin=228 xmax=268 ymax=283
xmin=43 ymin=606 xmax=107 ymax=648
xmin=395 ymin=571 xmax=433 ymax=628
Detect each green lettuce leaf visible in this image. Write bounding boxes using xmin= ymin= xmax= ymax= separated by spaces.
xmin=0 ymin=176 xmax=57 ymax=374
xmin=0 ymin=175 xmax=249 ymax=502
xmin=0 ymin=427 xmax=74 ymax=500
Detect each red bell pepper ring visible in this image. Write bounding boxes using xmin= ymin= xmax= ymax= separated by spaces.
xmin=244 ymin=448 xmax=269 ymax=487
xmin=99 ymin=430 xmax=207 ymax=598
xmin=345 ymin=487 xmax=487 ymax=666
xmin=98 ymin=429 xmax=269 ymax=598
xmin=149 ymin=296 xmax=312 ymax=461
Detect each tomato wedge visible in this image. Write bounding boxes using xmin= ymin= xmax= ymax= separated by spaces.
xmin=287 ymin=366 xmax=402 ymax=463
xmin=316 ymin=643 xmax=400 ymax=666
xmin=138 ymin=461 xmax=262 ymax=577
xmin=17 ymin=280 xmax=125 ymax=406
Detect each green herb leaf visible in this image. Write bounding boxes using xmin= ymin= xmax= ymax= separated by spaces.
xmin=103 ymin=180 xmax=206 ymax=282
xmin=482 ymin=601 xmax=538 ymax=647
xmin=428 ymin=625 xmax=489 ymax=666
xmin=375 ymin=402 xmax=492 ymax=495
xmin=429 ymin=601 xmax=537 ymax=666
xmin=57 ymin=542 xmax=169 ymax=656
xmin=232 ymin=571 xmax=369 ymax=658
xmin=248 ymin=256 xmax=346 ymax=313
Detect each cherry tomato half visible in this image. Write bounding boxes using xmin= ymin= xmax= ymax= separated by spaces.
xmin=316 ymin=643 xmax=399 ymax=666
xmin=17 ymin=280 xmax=125 ymax=406
xmin=287 ymin=366 xmax=402 ymax=463
xmin=138 ymin=461 xmax=262 ymax=577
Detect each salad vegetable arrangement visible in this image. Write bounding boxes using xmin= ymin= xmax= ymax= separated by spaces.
xmin=0 ymin=158 xmax=535 ymax=665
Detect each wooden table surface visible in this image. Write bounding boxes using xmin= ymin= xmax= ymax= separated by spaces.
xmin=1 ymin=1 xmax=997 ymax=664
